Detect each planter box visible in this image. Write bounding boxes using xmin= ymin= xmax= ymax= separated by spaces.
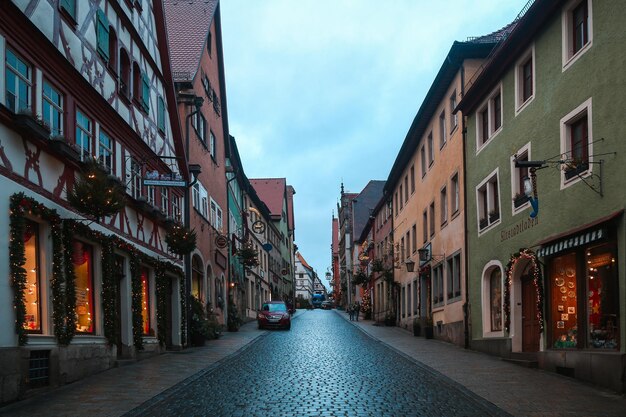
xmin=50 ymin=137 xmax=81 ymax=162
xmin=513 ymin=194 xmax=530 ymax=208
xmin=479 ymin=218 xmax=488 ymax=230
xmin=13 ymin=113 xmax=50 ymax=141
xmin=564 ymin=162 xmax=589 ymax=180
xmin=489 ymin=212 xmax=500 ymax=223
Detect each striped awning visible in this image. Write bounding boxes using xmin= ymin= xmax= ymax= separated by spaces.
xmin=536 ymin=228 xmax=606 ymax=258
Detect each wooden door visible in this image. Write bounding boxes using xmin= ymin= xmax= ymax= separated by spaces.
xmin=522 ymin=274 xmax=540 ymax=352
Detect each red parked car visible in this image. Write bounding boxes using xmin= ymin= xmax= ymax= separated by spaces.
xmin=257 ymin=301 xmax=291 ymax=330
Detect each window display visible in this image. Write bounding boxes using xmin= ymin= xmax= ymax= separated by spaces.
xmin=550 ymin=253 xmax=577 ymax=348
xmin=73 ymin=241 xmax=94 ymax=333
xmin=141 ymin=268 xmax=151 ymax=335
xmin=23 ymin=221 xmax=41 ymax=332
xmin=490 ymin=269 xmax=502 ymax=331
xmin=586 ymin=244 xmax=618 ymax=349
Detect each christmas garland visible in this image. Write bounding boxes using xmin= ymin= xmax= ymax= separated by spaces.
xmin=503 ymin=248 xmax=544 ymax=333
xmin=61 ymin=221 xmax=78 ymax=343
xmin=154 ymin=262 xmax=169 ymax=347
xmin=9 ymin=193 xmax=65 ymax=345
xmin=179 ymin=275 xmax=187 ymax=345
xmin=130 ymin=256 xmax=144 ymax=350
xmin=101 ymin=240 xmax=118 ymax=345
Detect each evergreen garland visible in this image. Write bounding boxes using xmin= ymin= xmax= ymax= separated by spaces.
xmin=50 ymin=213 xmax=66 ymax=344
xmin=155 ymin=263 xmax=169 ymax=347
xmin=503 ymin=248 xmax=544 ymax=333
xmin=180 ymin=276 xmax=187 ymax=345
xmin=101 ymin=240 xmax=118 ymax=345
xmin=61 ymin=221 xmax=77 ymax=344
xmin=165 ymin=224 xmax=197 ymax=256
xmin=9 ymin=195 xmax=28 ymax=346
xmin=130 ymin=256 xmax=144 ymax=350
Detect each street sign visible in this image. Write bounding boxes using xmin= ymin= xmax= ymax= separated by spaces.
xmin=143 ymin=170 xmax=187 ymax=187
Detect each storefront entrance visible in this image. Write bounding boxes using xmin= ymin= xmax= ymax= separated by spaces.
xmin=522 ymin=273 xmax=540 ymax=352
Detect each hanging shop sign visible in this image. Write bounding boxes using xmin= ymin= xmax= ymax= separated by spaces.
xmin=262 ymin=243 xmax=273 ymax=252
xmin=536 ymin=228 xmax=606 ymax=258
xmin=143 ymin=170 xmax=187 ymax=187
xmin=215 ymin=234 xmax=228 ymax=249
xmin=252 ymin=220 xmax=266 ymax=234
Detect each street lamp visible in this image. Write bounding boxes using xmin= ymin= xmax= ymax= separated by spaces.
xmin=404 ymin=259 xmax=415 ymax=272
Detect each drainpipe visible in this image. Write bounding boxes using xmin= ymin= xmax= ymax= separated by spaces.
xmin=460 ymin=64 xmax=471 ymax=350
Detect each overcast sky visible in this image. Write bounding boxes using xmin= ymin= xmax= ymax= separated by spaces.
xmin=220 ymin=0 xmax=530 ymax=289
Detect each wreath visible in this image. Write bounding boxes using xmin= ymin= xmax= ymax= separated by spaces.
xmin=237 ymin=242 xmax=259 ymax=268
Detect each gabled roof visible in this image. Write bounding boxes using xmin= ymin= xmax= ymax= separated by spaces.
xmin=250 ymin=178 xmax=287 ymax=221
xmin=352 ymin=180 xmax=385 ymax=243
xmin=296 ymin=252 xmax=314 ymax=272
xmin=163 ymin=0 xmax=219 ymax=80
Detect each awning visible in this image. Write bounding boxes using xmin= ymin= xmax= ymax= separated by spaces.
xmin=536 ymin=228 xmax=606 ymax=258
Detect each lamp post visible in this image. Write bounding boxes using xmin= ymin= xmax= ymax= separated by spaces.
xmin=183 ymin=96 xmax=204 ymax=347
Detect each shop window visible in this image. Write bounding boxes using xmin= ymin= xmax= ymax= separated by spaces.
xmin=75 ymin=110 xmax=92 ymax=161
xmin=586 ymin=244 xmax=619 ymax=349
xmin=407 ymin=283 xmax=412 ymax=316
xmin=192 ymin=255 xmax=203 ymax=301
xmin=489 ymin=268 xmax=502 ymax=331
xmin=141 ymin=268 xmax=151 ymax=335
xmin=550 ymin=253 xmax=580 ymax=348
xmin=43 ymin=81 xmax=63 ymax=136
xmin=73 ymin=241 xmax=94 ymax=333
xmin=562 ymin=0 xmax=592 ymax=70
xmin=23 ymin=221 xmax=41 ymax=332
xmin=5 ymin=49 xmax=31 ymax=113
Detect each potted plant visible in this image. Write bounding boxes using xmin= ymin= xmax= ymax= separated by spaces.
xmin=564 ymin=158 xmax=589 ymax=180
xmin=50 ymin=135 xmax=81 ymax=162
xmin=13 ymin=108 xmax=51 ymax=141
xmin=413 ymin=318 xmax=421 ymax=337
xmin=479 ymin=217 xmax=488 ymax=230
xmin=424 ymin=317 xmax=434 ymax=339
xmin=488 ymin=210 xmax=500 ymax=223
xmin=189 ymin=296 xmax=210 ymax=346
xmin=227 ymin=302 xmax=242 ymax=332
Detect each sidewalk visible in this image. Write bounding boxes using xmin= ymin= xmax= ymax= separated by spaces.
xmin=0 ymin=320 xmax=266 ymax=417
xmin=340 ymin=310 xmax=626 ymax=417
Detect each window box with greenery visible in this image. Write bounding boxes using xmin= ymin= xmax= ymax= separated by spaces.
xmin=49 ymin=135 xmax=81 ymax=163
xmin=564 ymin=160 xmax=589 ymax=180
xmin=488 ymin=210 xmax=500 ymax=223
xmin=513 ymin=192 xmax=529 ymax=209
xmin=479 ymin=217 xmax=488 ymax=230
xmin=13 ymin=109 xmax=51 ymax=142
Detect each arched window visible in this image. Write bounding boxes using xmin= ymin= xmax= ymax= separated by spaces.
xmin=191 ymin=255 xmax=203 ymax=302
xmin=108 ymin=26 xmax=117 ymax=73
xmin=119 ymin=49 xmax=130 ymax=98
xmin=489 ymin=268 xmax=503 ymax=332
xmin=132 ymin=61 xmax=141 ymax=102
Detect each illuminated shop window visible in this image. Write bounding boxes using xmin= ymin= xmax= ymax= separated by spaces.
xmin=141 ymin=268 xmax=151 ymax=335
xmin=192 ymin=255 xmax=203 ymax=302
xmin=73 ymin=241 xmax=94 ymax=333
xmin=23 ymin=221 xmax=41 ymax=332
xmin=551 ymin=253 xmax=578 ymax=348
xmin=586 ymin=244 xmax=619 ymax=349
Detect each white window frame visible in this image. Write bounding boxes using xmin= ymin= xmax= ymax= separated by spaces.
xmin=146 ymin=185 xmax=155 ymax=205
xmin=194 ymin=181 xmax=209 ymax=218
xmin=481 ymin=261 xmax=505 ymax=338
xmin=476 ymin=168 xmax=501 ymax=234
xmin=451 ymin=172 xmax=460 ymax=215
xmin=560 ymin=97 xmax=593 ymax=189
xmin=130 ymin=157 xmax=142 ymax=199
xmin=76 ymin=110 xmax=93 ymax=161
xmin=42 ymin=80 xmax=63 ymax=136
xmin=510 ymin=143 xmax=532 ymax=215
xmin=172 ymin=194 xmax=182 ymax=222
xmin=475 ymin=83 xmax=503 ymax=153
xmin=98 ymin=129 xmax=114 ymax=174
xmin=160 ymin=188 xmax=169 ymax=216
xmin=514 ymin=45 xmax=535 ymax=115
xmin=209 ymin=130 xmax=216 ymax=158
xmin=5 ymin=49 xmax=31 ymax=113
xmin=562 ymin=0 xmax=593 ymax=72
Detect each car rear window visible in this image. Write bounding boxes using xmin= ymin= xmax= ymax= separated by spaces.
xmin=263 ymin=303 xmax=287 ymax=312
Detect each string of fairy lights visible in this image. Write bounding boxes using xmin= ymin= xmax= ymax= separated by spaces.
xmin=8 ymin=192 xmax=183 ymax=349
xmin=503 ymin=248 xmax=544 ymax=333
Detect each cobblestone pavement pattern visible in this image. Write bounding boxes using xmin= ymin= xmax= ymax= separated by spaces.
xmin=126 ymin=310 xmax=508 ymax=417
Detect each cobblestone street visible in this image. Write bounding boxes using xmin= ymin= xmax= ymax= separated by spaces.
xmin=126 ymin=310 xmax=507 ymax=417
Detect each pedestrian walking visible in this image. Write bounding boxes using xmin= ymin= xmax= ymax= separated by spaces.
xmin=348 ymin=304 xmax=354 ymax=321
xmin=355 ymin=301 xmax=361 ymax=321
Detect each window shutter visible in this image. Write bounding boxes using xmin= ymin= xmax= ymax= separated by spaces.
xmin=96 ymin=9 xmax=110 ymax=62
xmin=157 ymin=97 xmax=165 ymax=131
xmin=141 ymin=73 xmax=150 ymax=112
xmin=60 ymin=0 xmax=76 ymax=19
